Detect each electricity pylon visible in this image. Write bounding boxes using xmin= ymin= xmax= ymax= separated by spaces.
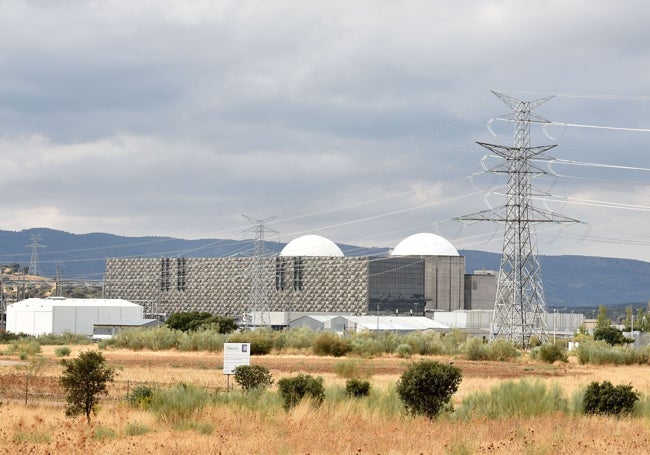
xmin=27 ymin=234 xmax=45 ymax=276
xmin=242 ymin=215 xmax=277 ymax=327
xmin=456 ymin=91 xmax=579 ymax=348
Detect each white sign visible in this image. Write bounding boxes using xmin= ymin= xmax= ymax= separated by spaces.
xmin=223 ymin=342 xmax=251 ymax=375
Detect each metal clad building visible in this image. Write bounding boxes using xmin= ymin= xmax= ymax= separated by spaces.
xmin=104 ymin=233 xmax=467 ymax=318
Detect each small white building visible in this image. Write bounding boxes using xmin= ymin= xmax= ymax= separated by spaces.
xmin=6 ymin=297 xmax=144 ymax=336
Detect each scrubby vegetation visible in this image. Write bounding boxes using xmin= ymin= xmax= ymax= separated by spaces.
xmin=233 ymin=365 xmax=274 ymax=392
xmin=277 ymin=374 xmax=325 ymax=410
xmin=582 ymin=381 xmax=639 ymax=416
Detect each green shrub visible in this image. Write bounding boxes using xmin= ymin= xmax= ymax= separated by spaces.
xmin=463 ymin=337 xmax=489 ymax=360
xmin=149 ymin=383 xmax=212 ymax=424
xmin=312 ymin=332 xmax=352 ymax=357
xmin=582 ymin=381 xmax=639 ymax=416
xmin=126 ymin=385 xmax=155 ymax=409
xmin=228 ymin=329 xmax=275 ymax=355
xmin=233 ymin=365 xmax=273 ymax=391
xmin=457 ymin=379 xmax=568 ymax=419
xmin=395 ymin=343 xmax=413 ymax=359
xmin=93 ymin=425 xmax=117 ymax=441
xmin=274 ymin=327 xmax=317 ymax=352
xmin=124 ymin=422 xmax=150 ymax=436
xmin=345 ymin=379 xmax=371 ymax=398
xmin=36 ymin=332 xmax=91 ymax=346
xmin=536 ymin=343 xmax=568 ymax=363
xmin=7 ymin=339 xmax=41 ymax=357
xmin=277 ymin=374 xmax=325 ymax=410
xmin=55 ymin=346 xmax=71 ymax=357
xmin=333 ymin=359 xmax=374 ymax=380
xmin=487 ymin=338 xmax=521 ymax=361
xmin=396 ymin=360 xmax=462 ymax=419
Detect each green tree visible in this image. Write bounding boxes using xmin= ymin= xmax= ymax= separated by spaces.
xmin=595 ymin=305 xmax=611 ymax=329
xmin=593 ymin=326 xmax=632 ymax=346
xmin=165 ymin=312 xmax=237 ymax=333
xmin=396 ymin=360 xmax=462 ymax=419
xmin=60 ymin=351 xmax=115 ymax=423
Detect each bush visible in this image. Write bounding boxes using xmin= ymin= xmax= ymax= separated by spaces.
xmin=345 ymin=379 xmax=371 ymax=398
xmin=536 ymin=343 xmax=568 ymax=363
xmin=149 ymin=383 xmax=212 ymax=424
xmin=55 ymin=346 xmax=71 ymax=357
xmin=126 ymin=384 xmax=155 ymax=408
xmin=582 ymin=381 xmax=639 ymax=416
xmin=457 ymin=379 xmax=569 ymax=419
xmin=312 ymin=332 xmax=351 ymax=357
xmin=277 ymin=374 xmax=325 ymax=410
xmin=333 ymin=359 xmax=374 ymax=380
xmin=395 ymin=343 xmax=413 ymax=359
xmin=233 ymin=365 xmax=273 ymax=391
xmin=396 ymin=360 xmax=462 ymax=419
xmin=228 ymin=329 xmax=275 ymax=355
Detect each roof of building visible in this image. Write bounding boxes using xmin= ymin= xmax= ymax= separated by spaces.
xmin=280 ymin=234 xmax=344 ymax=257
xmin=390 ymin=233 xmax=459 ymax=257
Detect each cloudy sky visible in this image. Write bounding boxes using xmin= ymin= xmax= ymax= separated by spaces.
xmin=1 ymin=0 xmax=650 ymax=261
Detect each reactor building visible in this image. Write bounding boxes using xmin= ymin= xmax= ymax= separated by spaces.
xmin=104 ymin=233 xmax=491 ymax=319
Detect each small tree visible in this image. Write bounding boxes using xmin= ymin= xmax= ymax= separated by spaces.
xmin=593 ymin=326 xmax=632 ymax=346
xmin=596 ymin=305 xmax=611 ymax=329
xmin=60 ymin=351 xmax=115 ymax=423
xmin=233 ymin=365 xmax=274 ymax=392
xmin=396 ymin=360 xmax=462 ymax=419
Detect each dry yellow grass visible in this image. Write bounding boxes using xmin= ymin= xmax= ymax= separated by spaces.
xmin=1 ymin=345 xmax=650 ymax=454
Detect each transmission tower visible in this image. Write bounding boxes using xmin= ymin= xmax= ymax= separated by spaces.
xmin=27 ymin=234 xmax=46 ymax=276
xmin=242 ymin=215 xmax=277 ymax=327
xmin=456 ymin=91 xmax=579 ymax=348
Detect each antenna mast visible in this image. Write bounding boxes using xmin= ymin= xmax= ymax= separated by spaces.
xmin=456 ymin=91 xmax=579 ymax=348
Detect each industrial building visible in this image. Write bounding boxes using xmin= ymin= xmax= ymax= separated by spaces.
xmin=6 ymin=297 xmax=145 ymax=336
xmin=104 ymin=233 xmax=472 ymax=319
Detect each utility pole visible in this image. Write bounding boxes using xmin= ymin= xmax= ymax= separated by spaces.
xmin=456 ymin=92 xmax=579 ymax=348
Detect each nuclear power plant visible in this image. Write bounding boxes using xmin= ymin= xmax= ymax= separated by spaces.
xmin=104 ymin=232 xmax=495 ymax=321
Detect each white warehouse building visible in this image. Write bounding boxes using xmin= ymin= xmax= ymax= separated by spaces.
xmin=6 ymin=297 xmax=144 ymax=336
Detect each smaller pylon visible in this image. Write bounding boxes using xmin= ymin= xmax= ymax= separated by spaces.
xmin=27 ymin=234 xmax=46 ymax=277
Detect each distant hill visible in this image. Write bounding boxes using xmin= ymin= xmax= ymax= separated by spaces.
xmin=2 ymin=228 xmax=649 ymax=309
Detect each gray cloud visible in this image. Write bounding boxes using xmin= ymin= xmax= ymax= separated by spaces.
xmin=0 ymin=1 xmax=649 ymax=260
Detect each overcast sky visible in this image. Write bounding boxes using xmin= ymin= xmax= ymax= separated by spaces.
xmin=1 ymin=0 xmax=650 ymax=261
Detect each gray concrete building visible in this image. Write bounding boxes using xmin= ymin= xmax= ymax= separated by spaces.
xmin=104 ymin=233 xmax=469 ymax=319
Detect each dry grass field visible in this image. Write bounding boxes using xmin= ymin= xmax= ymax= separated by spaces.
xmin=1 ymin=345 xmax=650 ymax=454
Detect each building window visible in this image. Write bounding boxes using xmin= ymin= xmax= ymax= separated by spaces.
xmin=293 ymin=257 xmax=303 ymax=291
xmin=177 ymin=257 xmax=186 ymax=291
xmin=161 ymin=258 xmax=171 ymax=292
xmin=275 ymin=257 xmax=286 ymax=291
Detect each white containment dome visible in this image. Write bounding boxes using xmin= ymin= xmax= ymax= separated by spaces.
xmin=391 ymin=233 xmax=459 ymax=257
xmin=280 ymin=235 xmax=344 ymax=257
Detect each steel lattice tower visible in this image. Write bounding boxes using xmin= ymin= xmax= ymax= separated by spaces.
xmin=457 ymin=91 xmax=579 ymax=348
xmin=242 ymin=215 xmax=277 ymax=327
xmin=27 ymin=234 xmax=45 ymax=277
